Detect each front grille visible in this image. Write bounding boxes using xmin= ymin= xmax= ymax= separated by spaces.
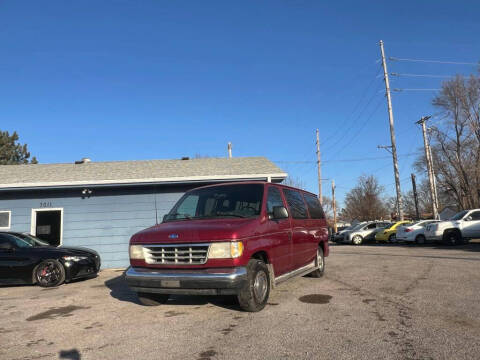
xmin=143 ymin=244 xmax=209 ymax=265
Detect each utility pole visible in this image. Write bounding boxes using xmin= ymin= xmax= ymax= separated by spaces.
xmin=428 ymin=143 xmax=440 ymax=213
xmin=228 ymin=142 xmax=232 ymax=158
xmin=411 ymin=173 xmax=420 ymax=220
xmin=379 ymin=40 xmax=403 ymax=220
xmin=332 ymin=180 xmax=337 ymax=233
xmin=316 ymin=129 xmax=322 ymax=204
xmin=416 ymin=116 xmax=439 ymax=219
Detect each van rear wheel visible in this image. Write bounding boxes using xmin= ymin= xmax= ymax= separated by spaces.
xmin=309 ymin=247 xmax=325 ymax=278
xmin=137 ymin=293 xmax=169 ymax=306
xmin=237 ymin=259 xmax=270 ymax=312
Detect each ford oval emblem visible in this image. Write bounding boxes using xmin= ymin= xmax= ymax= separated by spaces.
xmin=168 ymin=234 xmax=179 ymax=239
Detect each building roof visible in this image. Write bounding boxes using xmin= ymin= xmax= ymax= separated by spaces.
xmin=0 ymin=157 xmax=287 ymax=190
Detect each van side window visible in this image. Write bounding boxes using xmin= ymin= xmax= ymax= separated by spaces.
xmin=304 ymin=194 xmax=325 ymax=219
xmin=283 ymin=189 xmax=308 ymax=219
xmin=266 ymin=187 xmax=284 ymax=215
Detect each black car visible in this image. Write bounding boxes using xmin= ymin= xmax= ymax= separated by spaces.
xmin=0 ymin=232 xmax=101 ymax=287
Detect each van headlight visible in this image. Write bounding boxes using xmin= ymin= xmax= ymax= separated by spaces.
xmin=208 ymin=242 xmax=244 ymax=259
xmin=129 ymin=245 xmax=145 ymax=260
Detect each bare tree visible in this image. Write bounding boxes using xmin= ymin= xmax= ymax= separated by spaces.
xmin=415 ymin=74 xmax=480 ymax=210
xmin=341 ymin=175 xmax=387 ymax=221
xmin=282 ymin=176 xmax=306 ymax=190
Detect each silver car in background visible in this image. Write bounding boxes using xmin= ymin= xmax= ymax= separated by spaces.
xmin=343 ymin=221 xmax=391 ymax=245
xmin=396 ymin=220 xmax=440 ymax=244
xmin=332 ymin=224 xmax=364 ymax=242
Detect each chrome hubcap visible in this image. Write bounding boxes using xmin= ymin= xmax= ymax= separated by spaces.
xmin=253 ymin=271 xmax=268 ymax=302
xmin=353 ymin=236 xmax=360 ymax=244
xmin=317 ymin=250 xmax=324 ymax=270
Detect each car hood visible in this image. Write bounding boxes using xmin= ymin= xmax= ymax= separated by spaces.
xmin=131 ymin=218 xmax=259 ymax=244
xmin=434 ymin=220 xmax=459 ymax=229
xmin=38 ymin=245 xmax=99 ymax=257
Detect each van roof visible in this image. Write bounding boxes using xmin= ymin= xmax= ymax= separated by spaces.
xmin=190 ymin=181 xmax=319 ymax=198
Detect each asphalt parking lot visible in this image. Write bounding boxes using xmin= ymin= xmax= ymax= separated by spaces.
xmin=1 ymin=243 xmax=480 ymax=360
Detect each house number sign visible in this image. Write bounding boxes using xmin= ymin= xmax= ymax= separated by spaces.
xmin=39 ymin=202 xmax=53 ymax=208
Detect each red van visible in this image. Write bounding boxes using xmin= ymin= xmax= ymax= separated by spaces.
xmin=126 ymin=182 xmax=329 ymax=312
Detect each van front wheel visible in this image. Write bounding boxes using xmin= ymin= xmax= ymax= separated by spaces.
xmin=309 ymin=247 xmax=325 ymax=278
xmin=237 ymin=259 xmax=270 ymax=312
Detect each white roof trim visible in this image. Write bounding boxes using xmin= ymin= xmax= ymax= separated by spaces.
xmin=0 ymin=173 xmax=288 ymax=189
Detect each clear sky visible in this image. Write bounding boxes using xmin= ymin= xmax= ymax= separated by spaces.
xmin=1 ymin=1 xmax=479 ymax=207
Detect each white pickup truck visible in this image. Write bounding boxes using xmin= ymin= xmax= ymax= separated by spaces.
xmin=424 ymin=209 xmax=480 ymax=245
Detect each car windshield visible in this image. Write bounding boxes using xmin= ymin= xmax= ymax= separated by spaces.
xmin=165 ymin=184 xmax=264 ymax=221
xmin=351 ymin=223 xmax=366 ymax=231
xmin=384 ymin=223 xmax=395 ymax=229
xmin=450 ymin=210 xmax=468 ymax=220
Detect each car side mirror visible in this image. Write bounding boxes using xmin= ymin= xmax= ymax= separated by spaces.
xmin=271 ymin=206 xmax=289 ymax=220
xmin=0 ymin=242 xmax=14 ymax=251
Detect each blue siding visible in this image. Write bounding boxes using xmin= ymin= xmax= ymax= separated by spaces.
xmin=0 ymin=187 xmax=187 ymax=268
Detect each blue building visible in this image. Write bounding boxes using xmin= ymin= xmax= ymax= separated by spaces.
xmin=0 ymin=157 xmax=286 ymax=268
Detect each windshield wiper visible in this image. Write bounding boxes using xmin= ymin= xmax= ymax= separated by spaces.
xmin=166 ymin=213 xmax=192 ymax=221
xmin=217 ymin=213 xmax=248 ymax=218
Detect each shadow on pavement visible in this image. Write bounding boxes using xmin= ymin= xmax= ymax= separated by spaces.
xmin=104 ymin=273 xmax=241 ymax=311
xmin=59 ymin=349 xmax=81 ymax=360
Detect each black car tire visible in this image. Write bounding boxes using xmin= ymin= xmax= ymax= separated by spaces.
xmin=34 ymin=259 xmax=66 ymax=287
xmin=137 ymin=293 xmax=170 ymax=306
xmin=443 ymin=230 xmax=462 ymax=246
xmin=415 ymin=235 xmax=426 ymax=245
xmin=388 ymin=234 xmax=396 ymax=243
xmin=309 ymin=247 xmax=325 ymax=278
xmin=237 ymin=259 xmax=270 ymax=312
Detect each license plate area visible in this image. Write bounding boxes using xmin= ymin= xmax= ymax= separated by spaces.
xmin=161 ymin=280 xmax=180 ymax=288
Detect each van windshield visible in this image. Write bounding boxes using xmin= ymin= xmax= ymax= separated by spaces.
xmin=165 ymin=184 xmax=264 ymax=221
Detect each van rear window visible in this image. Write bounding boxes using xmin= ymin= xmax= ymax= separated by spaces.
xmin=304 ymin=194 xmax=325 ymax=219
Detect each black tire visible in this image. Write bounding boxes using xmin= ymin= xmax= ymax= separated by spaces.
xmin=352 ymin=235 xmax=363 ymax=245
xmin=415 ymin=235 xmax=426 ymax=245
xmin=310 ymin=246 xmax=325 ymax=278
xmin=34 ymin=259 xmax=66 ymax=287
xmin=137 ymin=293 xmax=170 ymax=306
xmin=237 ymin=259 xmax=270 ymax=312
xmin=443 ymin=230 xmax=462 ymax=246
xmin=388 ymin=234 xmax=396 ymax=243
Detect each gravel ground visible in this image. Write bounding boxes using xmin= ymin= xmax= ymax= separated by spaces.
xmin=1 ymin=242 xmax=479 ymax=360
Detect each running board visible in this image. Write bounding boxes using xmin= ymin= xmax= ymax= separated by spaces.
xmin=274 ymin=261 xmax=317 ymax=286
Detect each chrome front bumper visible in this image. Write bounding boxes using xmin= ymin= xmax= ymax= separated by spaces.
xmin=125 ymin=266 xmax=247 ymax=296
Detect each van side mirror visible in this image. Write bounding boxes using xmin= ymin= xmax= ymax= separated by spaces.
xmin=162 ymin=214 xmax=168 ymax=223
xmin=271 ymin=206 xmax=289 ymax=220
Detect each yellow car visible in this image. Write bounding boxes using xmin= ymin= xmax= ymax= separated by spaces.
xmin=375 ymin=221 xmax=412 ymax=242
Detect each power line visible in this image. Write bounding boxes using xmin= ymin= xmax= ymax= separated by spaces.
xmin=322 ymin=82 xmax=384 ymax=153
xmin=389 ymin=57 xmax=479 ymax=66
xmin=393 ymin=88 xmax=441 ymax=92
xmin=321 ymin=65 xmax=383 ymax=147
xmin=274 ymin=152 xmax=419 ymax=164
xmin=326 ymin=95 xmax=384 ymax=160
xmin=391 ymin=72 xmax=455 ymax=79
